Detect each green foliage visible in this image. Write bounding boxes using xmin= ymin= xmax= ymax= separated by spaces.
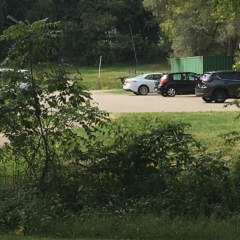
xmin=1 ymin=114 xmax=240 ymax=235
xmin=0 ymin=18 xmax=108 ymax=192
xmin=27 ymin=212 xmax=240 ymax=239
xmin=0 ymin=0 xmax=164 ymax=64
xmin=0 ymin=18 xmax=61 ymax=67
xmin=61 ymin=116 xmax=234 ymax=217
xmin=0 ymin=183 xmax=72 ymax=235
xmin=146 ymin=0 xmax=240 ymax=58
xmin=85 ymin=119 xmax=198 ymax=197
xmin=233 ymin=62 xmax=240 ymax=70
xmin=1 ymin=0 xmax=240 ymax=63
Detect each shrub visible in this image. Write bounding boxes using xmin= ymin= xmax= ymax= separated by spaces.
xmin=73 ymin=117 xmax=234 ymax=217
xmin=0 ymin=18 xmax=108 ymax=194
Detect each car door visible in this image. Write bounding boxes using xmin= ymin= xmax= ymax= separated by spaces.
xmin=186 ymin=73 xmax=198 ymax=94
xmin=171 ymin=73 xmax=183 ymax=93
xmin=226 ymin=72 xmax=240 ymax=97
xmin=152 ymin=74 xmax=162 ymax=89
xmin=179 ymin=73 xmax=191 ymax=93
xmin=143 ymin=74 xmax=157 ymax=92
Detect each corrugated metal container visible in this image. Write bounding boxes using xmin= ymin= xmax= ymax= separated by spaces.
xmin=171 ymin=56 xmax=232 ymax=74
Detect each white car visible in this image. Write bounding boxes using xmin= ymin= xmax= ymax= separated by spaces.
xmin=123 ymin=73 xmax=163 ymax=95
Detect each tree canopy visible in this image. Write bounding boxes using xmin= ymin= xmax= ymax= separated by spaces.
xmin=0 ymin=0 xmax=163 ymax=64
xmin=0 ymin=0 xmax=240 ymax=64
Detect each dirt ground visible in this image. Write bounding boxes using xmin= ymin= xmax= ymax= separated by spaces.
xmin=1 ymin=90 xmax=239 ymax=146
xmin=0 ymin=134 xmax=8 ymax=146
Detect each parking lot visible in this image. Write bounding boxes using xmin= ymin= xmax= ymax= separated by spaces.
xmin=91 ymin=90 xmax=240 ymax=113
xmin=0 ymin=90 xmax=239 ymax=146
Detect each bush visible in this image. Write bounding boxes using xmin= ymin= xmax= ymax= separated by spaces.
xmin=0 ymin=181 xmax=77 ymax=235
xmin=70 ymin=117 xmax=234 ymax=217
xmin=1 ymin=116 xmax=240 ymax=234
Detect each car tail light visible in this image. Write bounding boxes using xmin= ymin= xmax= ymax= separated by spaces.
xmin=203 ymin=78 xmax=212 ymax=83
xmin=202 ymin=74 xmax=213 ymax=83
xmin=160 ymin=75 xmax=169 ymax=85
xmin=125 ymin=79 xmax=136 ymax=83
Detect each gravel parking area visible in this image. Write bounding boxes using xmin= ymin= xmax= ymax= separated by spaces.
xmin=91 ymin=90 xmax=240 ymax=113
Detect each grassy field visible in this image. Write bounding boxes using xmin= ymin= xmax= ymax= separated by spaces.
xmin=2 ymin=111 xmax=240 ymax=178
xmin=112 ymin=111 xmax=240 ymax=148
xmin=2 ymin=214 xmax=240 ymax=240
xmin=68 ymin=62 xmax=170 ymax=90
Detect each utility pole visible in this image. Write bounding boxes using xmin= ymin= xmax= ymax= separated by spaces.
xmin=129 ymin=24 xmax=138 ymax=74
xmin=97 ymin=56 xmax=102 ymax=89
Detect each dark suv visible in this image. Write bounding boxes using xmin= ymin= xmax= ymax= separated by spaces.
xmin=157 ymin=72 xmax=199 ymax=97
xmin=195 ymin=71 xmax=240 ymax=103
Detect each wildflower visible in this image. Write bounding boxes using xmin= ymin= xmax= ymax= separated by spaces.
xmin=16 ymin=226 xmax=24 ymax=236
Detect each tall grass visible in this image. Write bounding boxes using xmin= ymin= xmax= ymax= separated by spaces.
xmin=2 ymin=214 xmax=240 ymax=240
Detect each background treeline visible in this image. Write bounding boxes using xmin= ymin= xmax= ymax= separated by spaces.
xmin=144 ymin=0 xmax=240 ymax=60
xmin=1 ymin=0 xmax=240 ymax=65
xmin=0 ymin=0 xmax=164 ymax=64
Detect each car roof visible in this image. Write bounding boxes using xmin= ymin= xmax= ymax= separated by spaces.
xmin=143 ymin=72 xmax=163 ymax=75
xmin=134 ymin=73 xmax=163 ymax=77
xmin=167 ymin=72 xmax=197 ymax=74
xmin=204 ymin=70 xmax=239 ymax=74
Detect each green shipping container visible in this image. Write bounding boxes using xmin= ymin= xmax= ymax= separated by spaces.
xmin=171 ymin=56 xmax=232 ymax=74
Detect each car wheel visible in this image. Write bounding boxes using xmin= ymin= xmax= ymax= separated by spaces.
xmin=202 ymin=96 xmax=212 ymax=103
xmin=138 ymin=85 xmax=149 ymax=95
xmin=167 ymin=87 xmax=176 ymax=97
xmin=161 ymin=92 xmax=168 ymax=97
xmin=214 ymin=89 xmax=226 ymax=103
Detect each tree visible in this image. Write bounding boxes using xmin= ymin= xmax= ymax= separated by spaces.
xmin=109 ymin=0 xmax=161 ymax=62
xmin=214 ymin=0 xmax=240 ymax=59
xmin=158 ymin=0 xmax=240 ymax=58
xmin=0 ymin=18 xmax=108 ymax=192
xmin=0 ymin=0 xmax=163 ymax=64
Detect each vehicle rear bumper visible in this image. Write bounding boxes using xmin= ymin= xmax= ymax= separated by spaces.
xmin=195 ymin=87 xmax=211 ymax=97
xmin=195 ymin=88 xmax=204 ymax=96
xmin=157 ymin=86 xmax=167 ymax=94
xmin=123 ymin=84 xmax=138 ymax=93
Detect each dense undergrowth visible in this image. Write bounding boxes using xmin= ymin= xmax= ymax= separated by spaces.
xmin=1 ymin=115 xmax=240 ymax=238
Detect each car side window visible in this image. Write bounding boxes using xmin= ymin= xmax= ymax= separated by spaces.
xmin=145 ymin=75 xmax=153 ymax=80
xmin=217 ymin=72 xmax=235 ymax=80
xmin=181 ymin=73 xmax=189 ymax=80
xmin=188 ymin=73 xmax=197 ymax=81
xmin=152 ymin=74 xmax=162 ymax=80
xmin=172 ymin=74 xmax=181 ymax=80
xmin=212 ymin=73 xmax=221 ymax=80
